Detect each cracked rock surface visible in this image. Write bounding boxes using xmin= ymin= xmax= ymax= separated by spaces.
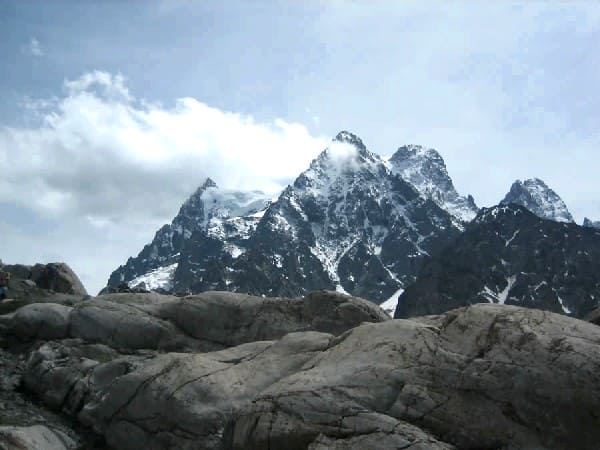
xmin=2 ymin=292 xmax=599 ymax=449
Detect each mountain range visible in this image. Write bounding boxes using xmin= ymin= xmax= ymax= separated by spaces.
xmin=104 ymin=131 xmax=600 ymax=318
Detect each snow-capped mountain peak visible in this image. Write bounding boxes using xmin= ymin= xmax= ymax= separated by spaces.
xmin=105 ymin=178 xmax=270 ymax=293
xmin=244 ymin=131 xmax=461 ymax=302
xmin=176 ymin=177 xmax=270 ymax=233
xmin=333 ymin=130 xmax=367 ymax=150
xmin=175 ymin=177 xmax=217 ymax=231
xmin=388 ymin=144 xmax=478 ymax=224
xmin=105 ymin=131 xmax=461 ymax=303
xmin=501 ymin=178 xmax=574 ymax=223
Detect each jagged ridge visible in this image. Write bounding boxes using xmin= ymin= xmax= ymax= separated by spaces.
xmin=395 ymin=203 xmax=600 ymax=319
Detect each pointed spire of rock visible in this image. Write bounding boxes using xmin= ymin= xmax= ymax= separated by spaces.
xmin=201 ymin=177 xmax=218 ymax=189
xmin=333 ymin=130 xmax=366 ymax=150
xmin=501 ymin=178 xmax=573 ymax=223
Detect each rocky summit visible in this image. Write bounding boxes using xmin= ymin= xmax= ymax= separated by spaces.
xmin=395 ymin=204 xmax=600 ymax=319
xmin=501 ymin=177 xmax=574 ymax=223
xmin=387 ymin=144 xmax=479 ymax=225
xmin=1 ymin=280 xmax=599 ymax=449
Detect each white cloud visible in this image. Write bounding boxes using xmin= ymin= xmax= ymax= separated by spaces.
xmin=326 ymin=140 xmax=360 ymax=170
xmin=28 ymin=37 xmax=43 ymax=57
xmin=63 ymin=70 xmax=132 ymax=101
xmin=0 ymin=71 xmax=328 ymax=222
xmin=0 ymin=71 xmax=328 ymax=293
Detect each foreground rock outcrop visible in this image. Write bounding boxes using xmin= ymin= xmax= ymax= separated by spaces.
xmin=1 ymin=290 xmax=598 ymax=449
xmin=2 ymin=262 xmax=87 ymax=297
xmin=0 ymin=262 xmax=89 ymax=322
xmin=7 ymin=290 xmax=388 ymax=352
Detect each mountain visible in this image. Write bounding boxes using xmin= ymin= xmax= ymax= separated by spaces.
xmin=388 ymin=144 xmax=478 ymax=225
xmin=105 ymin=179 xmax=270 ymax=292
xmin=105 ymin=131 xmax=462 ymax=304
xmin=223 ymin=131 xmax=461 ymax=302
xmin=395 ymin=203 xmax=600 ymax=319
xmin=501 ymin=178 xmax=574 ymax=222
xmin=584 ymin=217 xmax=600 ymax=229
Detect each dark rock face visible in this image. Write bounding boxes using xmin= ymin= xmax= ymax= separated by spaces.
xmin=105 ymin=132 xmax=462 ymax=304
xmin=501 ymin=178 xmax=574 ymax=223
xmin=395 ymin=204 xmax=600 ymax=319
xmin=4 ymin=298 xmax=600 ymax=450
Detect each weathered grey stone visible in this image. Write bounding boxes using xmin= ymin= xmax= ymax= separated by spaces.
xmin=32 ymin=263 xmax=87 ymax=296
xmin=0 ymin=425 xmax=77 ymax=450
xmin=64 ymin=290 xmax=388 ymax=351
xmin=156 ymin=290 xmax=389 ymax=346
xmin=308 ymin=421 xmax=455 ymax=450
xmin=69 ymin=294 xmax=197 ymax=352
xmin=11 ymin=303 xmax=72 ymax=340
xmin=81 ymin=332 xmax=333 ymax=449
xmin=23 ymin=340 xmax=120 ymax=410
xmin=234 ymin=304 xmax=600 ymax=450
xmin=13 ymin=299 xmax=600 ymax=450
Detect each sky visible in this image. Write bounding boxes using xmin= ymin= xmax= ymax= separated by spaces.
xmin=1 ymin=1 xmax=600 ymax=294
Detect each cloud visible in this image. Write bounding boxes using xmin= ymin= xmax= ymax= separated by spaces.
xmin=27 ymin=37 xmax=43 ymax=57
xmin=0 ymin=71 xmax=329 ymax=293
xmin=0 ymin=71 xmax=328 ymax=224
xmin=326 ymin=140 xmax=360 ymax=169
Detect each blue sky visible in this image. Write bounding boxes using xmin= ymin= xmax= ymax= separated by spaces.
xmin=1 ymin=1 xmax=600 ymax=294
